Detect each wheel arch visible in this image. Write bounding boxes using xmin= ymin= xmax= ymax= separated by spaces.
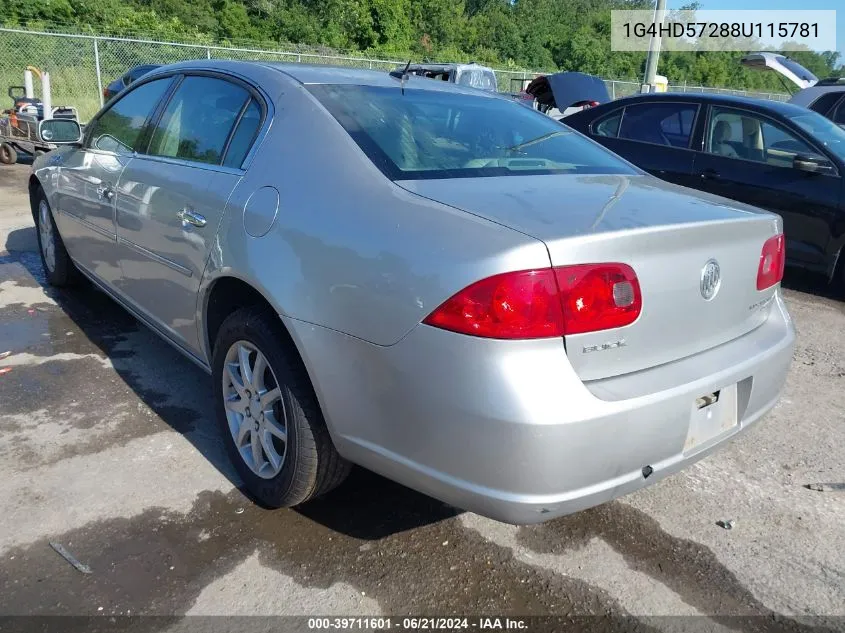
xmin=28 ymin=174 xmax=44 ymax=221
xmin=201 ymin=274 xmax=343 ymax=439
xmin=203 ymin=275 xmax=286 ymax=359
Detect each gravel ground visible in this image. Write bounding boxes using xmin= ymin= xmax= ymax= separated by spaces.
xmin=0 ymin=161 xmax=843 ymax=632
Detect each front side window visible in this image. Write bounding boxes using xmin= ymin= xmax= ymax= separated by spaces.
xmin=786 ymin=109 xmax=845 ymax=163
xmin=308 ymin=84 xmax=636 ymax=180
xmin=707 ymin=106 xmax=815 ymax=167
xmin=148 ymin=76 xmax=251 ymax=165
xmin=87 ymin=78 xmax=172 ymax=155
xmin=617 ymin=102 xmax=698 ymax=148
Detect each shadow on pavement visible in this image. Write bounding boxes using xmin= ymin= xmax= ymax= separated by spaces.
xmin=781 ymin=265 xmax=841 ymax=300
xmin=3 ymin=226 xmax=455 ymax=538
xmin=296 ymin=467 xmax=461 ymax=540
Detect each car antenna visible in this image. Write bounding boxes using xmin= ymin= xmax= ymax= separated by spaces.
xmin=400 ymin=59 xmax=411 ymax=95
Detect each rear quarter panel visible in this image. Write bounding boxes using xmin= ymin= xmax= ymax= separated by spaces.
xmin=199 ymin=75 xmax=549 ymax=355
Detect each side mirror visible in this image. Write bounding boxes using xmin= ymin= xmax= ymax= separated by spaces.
xmin=793 ymin=153 xmax=835 ymax=175
xmin=39 ymin=119 xmax=82 ymax=145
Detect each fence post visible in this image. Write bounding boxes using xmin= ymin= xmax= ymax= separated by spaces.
xmin=206 ymin=47 xmax=211 ymax=59
xmin=610 ymin=81 xmax=616 ymax=100
xmin=93 ymin=37 xmax=104 ymax=107
xmin=369 ymin=60 xmax=373 ymax=69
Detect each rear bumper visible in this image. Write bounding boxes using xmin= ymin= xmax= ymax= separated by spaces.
xmin=287 ymin=292 xmax=795 ymax=525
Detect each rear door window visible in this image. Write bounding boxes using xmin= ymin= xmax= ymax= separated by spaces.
xmin=147 ymin=76 xmax=251 ymax=165
xmin=617 ymin=102 xmax=698 ymax=148
xmin=223 ymin=99 xmax=262 ymax=168
xmin=86 ymin=77 xmax=173 ymax=155
xmin=808 ymin=92 xmax=843 ymax=117
xmin=831 ymin=97 xmax=845 ymax=126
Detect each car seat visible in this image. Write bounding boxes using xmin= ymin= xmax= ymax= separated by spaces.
xmin=712 ymin=120 xmax=739 ymax=158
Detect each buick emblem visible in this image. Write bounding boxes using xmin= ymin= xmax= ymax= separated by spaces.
xmin=700 ymin=259 xmax=721 ymax=301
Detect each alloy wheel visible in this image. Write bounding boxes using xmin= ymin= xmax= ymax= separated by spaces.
xmin=222 ymin=340 xmax=288 ymax=479
xmin=38 ymin=200 xmax=56 ymax=273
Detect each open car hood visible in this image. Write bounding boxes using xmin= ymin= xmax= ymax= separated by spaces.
xmin=525 ymin=72 xmax=610 ymax=110
xmin=740 ymin=52 xmax=818 ymax=90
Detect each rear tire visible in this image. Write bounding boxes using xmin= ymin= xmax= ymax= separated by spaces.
xmin=0 ymin=143 xmax=17 ymax=165
xmin=212 ymin=306 xmax=350 ymax=508
xmin=34 ymin=189 xmax=78 ymax=287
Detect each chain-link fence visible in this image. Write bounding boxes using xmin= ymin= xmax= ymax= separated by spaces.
xmin=0 ymin=26 xmax=789 ymax=122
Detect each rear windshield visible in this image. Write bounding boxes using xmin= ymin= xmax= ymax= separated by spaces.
xmin=455 ymin=67 xmax=498 ymax=92
xmin=308 ymin=84 xmax=636 ymax=180
xmin=776 ymin=56 xmax=818 ymax=84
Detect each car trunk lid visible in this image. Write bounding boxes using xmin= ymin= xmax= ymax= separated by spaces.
xmin=740 ymin=52 xmax=819 ymax=90
xmin=398 ymin=174 xmax=782 ymax=381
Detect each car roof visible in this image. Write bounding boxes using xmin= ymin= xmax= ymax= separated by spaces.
xmin=145 ymin=59 xmax=504 ymax=97
xmin=603 ymin=92 xmax=813 ymax=117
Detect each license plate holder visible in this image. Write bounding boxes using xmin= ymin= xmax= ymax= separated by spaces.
xmin=684 ymin=384 xmax=738 ymax=452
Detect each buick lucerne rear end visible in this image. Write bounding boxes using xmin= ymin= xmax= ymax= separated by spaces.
xmin=31 ymin=63 xmax=794 ymax=524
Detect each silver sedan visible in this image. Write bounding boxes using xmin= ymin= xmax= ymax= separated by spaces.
xmin=29 ymin=61 xmax=795 ymax=524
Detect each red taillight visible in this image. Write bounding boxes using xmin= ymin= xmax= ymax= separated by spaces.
xmin=422 ymin=263 xmax=641 ymax=339
xmin=554 ymin=263 xmax=641 ymax=335
xmin=422 ymin=269 xmax=564 ymax=339
xmin=757 ymin=234 xmax=785 ymax=291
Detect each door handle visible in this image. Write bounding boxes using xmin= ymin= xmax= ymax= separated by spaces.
xmin=177 ymin=208 xmax=207 ymax=228
xmin=700 ymin=168 xmax=720 ymax=181
xmin=96 ymin=184 xmax=114 ymax=200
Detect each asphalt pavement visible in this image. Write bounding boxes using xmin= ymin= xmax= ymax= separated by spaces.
xmin=0 ymin=162 xmax=843 ymax=632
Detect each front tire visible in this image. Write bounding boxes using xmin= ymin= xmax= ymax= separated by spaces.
xmin=34 ymin=190 xmax=78 ymax=287
xmin=212 ymin=307 xmax=350 ymax=507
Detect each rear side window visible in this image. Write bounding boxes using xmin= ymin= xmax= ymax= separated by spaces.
xmin=223 ymin=99 xmax=262 ymax=168
xmin=148 ymin=76 xmax=250 ymax=165
xmin=593 ymin=111 xmax=622 ymax=137
xmin=87 ymin=78 xmax=172 ymax=155
xmin=808 ymin=92 xmax=842 ymax=116
xmin=831 ymin=97 xmax=845 ymax=126
xmin=618 ymin=102 xmax=698 ymax=148
xmin=308 ymin=84 xmax=635 ymax=180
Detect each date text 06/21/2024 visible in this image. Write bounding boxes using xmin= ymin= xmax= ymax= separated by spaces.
xmin=307 ymin=617 xmax=529 ymax=630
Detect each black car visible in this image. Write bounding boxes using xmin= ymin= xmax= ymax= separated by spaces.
xmin=566 ymin=93 xmax=845 ymax=283
xmin=102 ymin=64 xmax=161 ymax=102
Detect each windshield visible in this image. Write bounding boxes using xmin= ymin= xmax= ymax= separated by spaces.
xmin=787 ymin=110 xmax=845 ymax=163
xmin=308 ymin=84 xmax=636 ymax=180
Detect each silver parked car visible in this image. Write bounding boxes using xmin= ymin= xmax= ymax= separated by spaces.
xmin=30 ymin=61 xmax=795 ymax=524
